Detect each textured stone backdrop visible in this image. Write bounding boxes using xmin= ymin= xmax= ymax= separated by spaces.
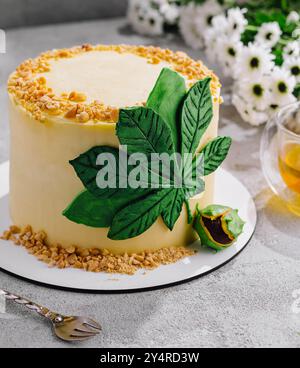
xmin=0 ymin=0 xmax=128 ymax=29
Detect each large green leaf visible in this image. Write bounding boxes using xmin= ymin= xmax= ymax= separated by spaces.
xmin=147 ymin=68 xmax=186 ymax=152
xmin=63 ymin=189 xmax=152 ymax=228
xmin=117 ymin=107 xmax=175 ymax=156
xmin=108 ymin=189 xmax=174 ymax=240
xmin=201 ymin=137 xmax=232 ymax=176
xmin=161 ymin=188 xmax=185 ymax=230
xmin=181 ymin=77 xmax=213 ymax=156
xmin=70 ymin=146 xmax=150 ymax=199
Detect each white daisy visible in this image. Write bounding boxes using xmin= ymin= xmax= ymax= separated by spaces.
xmin=283 ymin=57 xmax=300 ymax=83
xmin=132 ymin=6 xmax=164 ymax=36
xmin=287 ymin=11 xmax=300 ymax=24
xmin=269 ymin=67 xmax=297 ymax=106
xmin=204 ymin=28 xmax=219 ymax=63
xmin=160 ymin=3 xmax=179 ymax=25
xmin=235 ymin=43 xmax=275 ymax=78
xmin=144 ymin=8 xmax=165 ymax=36
xmin=239 ymin=76 xmax=272 ymax=110
xmin=292 ymin=28 xmax=300 ymax=39
xmin=225 ymin=8 xmax=248 ymax=39
xmin=179 ymin=3 xmax=205 ymax=50
xmin=127 ymin=0 xmax=142 ymax=23
xmin=232 ymin=94 xmax=269 ymax=126
xmin=216 ymin=37 xmax=244 ymax=76
xmin=194 ymin=0 xmax=224 ymax=32
xmin=283 ymin=41 xmax=300 ymax=58
xmin=255 ymin=22 xmax=282 ymax=48
xmin=210 ymin=13 xmax=228 ymax=33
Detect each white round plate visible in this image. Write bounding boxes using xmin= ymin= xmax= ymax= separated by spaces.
xmin=0 ymin=162 xmax=256 ymax=293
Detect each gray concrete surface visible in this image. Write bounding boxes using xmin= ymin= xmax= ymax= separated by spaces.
xmin=0 ymin=18 xmax=300 ymax=348
xmin=0 ymin=0 xmax=128 ymax=29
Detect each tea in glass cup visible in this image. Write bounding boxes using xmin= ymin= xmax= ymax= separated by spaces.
xmin=279 ymin=144 xmax=300 ymax=195
xmin=261 ymin=102 xmax=300 ymax=216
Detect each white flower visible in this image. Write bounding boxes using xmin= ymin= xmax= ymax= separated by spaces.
xmin=226 ymin=8 xmax=248 ymax=39
xmin=128 ymin=0 xmax=164 ymax=36
xmin=211 ymin=13 xmax=228 ymax=33
xmin=216 ymin=37 xmax=244 ymax=76
xmin=287 ymin=11 xmax=300 ymax=24
xmin=269 ymin=67 xmax=297 ymax=106
xmin=255 ymin=22 xmax=282 ymax=48
xmin=194 ymin=0 xmax=224 ymax=33
xmin=232 ymin=94 xmax=269 ymax=126
xmin=239 ymin=76 xmax=272 ymax=110
xmin=179 ymin=3 xmax=205 ymax=50
xmin=283 ymin=41 xmax=300 ymax=58
xmin=160 ymin=3 xmax=179 ymax=25
xmin=204 ymin=28 xmax=219 ymax=62
xmin=283 ymin=57 xmax=300 ymax=83
xmin=208 ymin=7 xmax=247 ymax=40
xmin=292 ymin=28 xmax=300 ymax=39
xmin=235 ymin=43 xmax=275 ymax=78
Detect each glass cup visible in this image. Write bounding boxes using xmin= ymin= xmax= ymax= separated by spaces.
xmin=261 ymin=101 xmax=300 ymax=216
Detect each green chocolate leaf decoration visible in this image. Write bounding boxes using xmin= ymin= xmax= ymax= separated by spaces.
xmin=64 ymin=69 xmax=234 ymax=241
xmin=181 ymin=77 xmax=213 ymax=156
xmin=201 ymin=137 xmax=232 ymax=176
xmin=70 ymin=146 xmax=119 ymax=198
xmin=63 ymin=190 xmax=115 ymax=228
xmin=147 ymin=68 xmax=186 ymax=153
xmin=70 ymin=146 xmax=150 ymax=199
xmin=63 ymin=189 xmax=151 ymax=228
xmin=161 ymin=188 xmax=185 ymax=230
xmin=117 ymin=107 xmax=175 ymax=156
xmin=108 ymin=189 xmax=174 ymax=240
xmin=183 ymin=153 xmax=205 ymax=199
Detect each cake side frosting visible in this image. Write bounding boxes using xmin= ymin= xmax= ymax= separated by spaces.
xmin=7 ymin=44 xmax=221 ymax=124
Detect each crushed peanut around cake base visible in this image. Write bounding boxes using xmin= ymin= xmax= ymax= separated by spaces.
xmin=1 ymin=226 xmax=196 ymax=275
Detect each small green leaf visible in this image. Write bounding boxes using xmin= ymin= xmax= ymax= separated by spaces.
xmin=181 ymin=78 xmax=213 ymax=156
xmin=201 ymin=137 xmax=232 ymax=176
xmin=63 ymin=189 xmax=152 ymax=228
xmin=147 ymin=68 xmax=186 ymax=152
xmin=63 ymin=190 xmax=116 ymax=228
xmin=108 ymin=189 xmax=173 ymax=240
xmin=117 ymin=107 xmax=175 ymax=156
xmin=70 ymin=146 xmax=120 ymax=198
xmin=161 ymin=188 xmax=185 ymax=230
xmin=183 ymin=153 xmax=205 ymax=198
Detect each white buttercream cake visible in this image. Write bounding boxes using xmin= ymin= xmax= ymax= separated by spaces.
xmin=6 ymin=44 xmax=222 ymax=274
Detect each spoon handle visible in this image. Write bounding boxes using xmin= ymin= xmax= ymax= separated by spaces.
xmin=0 ymin=288 xmax=56 ymax=320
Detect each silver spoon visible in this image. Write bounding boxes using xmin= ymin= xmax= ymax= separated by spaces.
xmin=0 ymin=289 xmax=101 ymax=342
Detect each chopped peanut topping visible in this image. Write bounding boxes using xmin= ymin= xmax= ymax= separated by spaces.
xmin=68 ymin=91 xmax=87 ymax=102
xmin=7 ymin=44 xmax=221 ymax=124
xmin=1 ymin=225 xmax=196 ymax=275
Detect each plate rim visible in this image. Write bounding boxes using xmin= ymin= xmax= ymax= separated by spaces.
xmin=0 ymin=232 xmax=255 ymax=294
xmin=0 ymin=162 xmax=257 ymax=294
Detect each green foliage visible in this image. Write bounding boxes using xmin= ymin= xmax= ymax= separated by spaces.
xmin=64 ymin=69 xmax=232 ymax=240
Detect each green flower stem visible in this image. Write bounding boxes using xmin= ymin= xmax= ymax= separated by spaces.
xmin=245 ymin=25 xmax=258 ymax=32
